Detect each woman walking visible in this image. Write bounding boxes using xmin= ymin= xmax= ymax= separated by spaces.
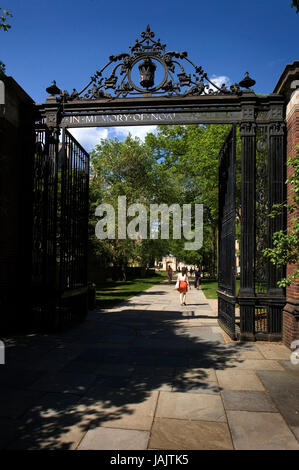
xmin=176 ymin=266 xmax=190 ymax=306
xmin=167 ymin=265 xmax=173 ymax=283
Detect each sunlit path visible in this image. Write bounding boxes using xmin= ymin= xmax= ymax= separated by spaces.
xmin=1 ymin=279 xmax=298 ymax=450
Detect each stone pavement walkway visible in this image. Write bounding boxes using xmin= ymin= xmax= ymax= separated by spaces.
xmin=1 ymin=279 xmax=299 ymax=450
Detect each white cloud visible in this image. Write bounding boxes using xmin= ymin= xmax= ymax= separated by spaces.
xmin=112 ymin=125 xmax=157 ymax=142
xmin=209 ymin=75 xmax=231 ymax=91
xmin=67 ymin=125 xmax=157 ymax=152
xmin=68 ymin=127 xmax=109 ymax=152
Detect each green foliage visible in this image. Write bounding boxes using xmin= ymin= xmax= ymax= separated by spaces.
xmin=0 ymin=61 xmax=5 ymax=75
xmin=90 ymin=134 xmax=172 ymax=268
xmin=264 ymin=152 xmax=299 ymax=287
xmin=89 ymin=124 xmax=239 ymax=274
xmin=0 ymin=7 xmax=12 ymax=75
xmin=291 ymin=0 xmax=299 ymax=13
xmin=0 ymin=7 xmax=12 ymax=31
xmin=145 ymin=124 xmax=240 ymax=274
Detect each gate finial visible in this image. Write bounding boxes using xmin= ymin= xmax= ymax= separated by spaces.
xmin=239 ymin=72 xmax=256 ymax=89
xmin=46 ymin=80 xmax=61 ymax=96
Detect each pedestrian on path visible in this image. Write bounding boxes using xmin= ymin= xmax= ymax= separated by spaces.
xmin=194 ymin=266 xmax=201 ymax=289
xmin=175 ymin=266 xmax=190 ymax=305
xmin=167 ymin=265 xmax=173 ymax=283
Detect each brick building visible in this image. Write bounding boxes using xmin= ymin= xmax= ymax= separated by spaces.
xmin=274 ymin=61 xmax=299 ymax=347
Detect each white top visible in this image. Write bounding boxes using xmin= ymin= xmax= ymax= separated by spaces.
xmin=177 ymin=273 xmax=189 ymax=282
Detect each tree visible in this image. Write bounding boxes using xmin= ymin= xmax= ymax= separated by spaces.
xmin=89 ymin=134 xmax=172 ymax=269
xmin=0 ymin=7 xmax=12 ymax=75
xmin=291 ymin=1 xmax=299 ymax=13
xmin=0 ymin=7 xmax=12 ymax=31
xmin=89 ymin=125 xmax=242 ymax=276
xmin=145 ymin=124 xmax=238 ymax=276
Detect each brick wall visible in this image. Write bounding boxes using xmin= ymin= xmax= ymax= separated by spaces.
xmin=282 ymin=87 xmax=299 ymax=347
xmin=283 ymin=308 xmax=299 ymax=348
xmin=0 ymin=76 xmax=35 ymax=331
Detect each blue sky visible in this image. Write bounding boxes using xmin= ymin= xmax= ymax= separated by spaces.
xmin=1 ymin=0 xmax=298 ymax=150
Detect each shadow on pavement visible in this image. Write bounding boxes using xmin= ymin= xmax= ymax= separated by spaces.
xmin=0 ymin=306 xmax=252 ymax=449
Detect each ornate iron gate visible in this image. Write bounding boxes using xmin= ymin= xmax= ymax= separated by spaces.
xmin=32 ymin=127 xmax=89 ymax=330
xmin=58 ymin=129 xmax=89 ymax=294
xmin=32 ymin=128 xmax=58 ymax=312
xmin=218 ymin=126 xmax=236 ymax=339
xmin=33 ymin=26 xmax=286 ymax=339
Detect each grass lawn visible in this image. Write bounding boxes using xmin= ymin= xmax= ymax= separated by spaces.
xmin=96 ymin=270 xmax=168 ymax=308
xmin=200 ymin=279 xmax=241 ymax=299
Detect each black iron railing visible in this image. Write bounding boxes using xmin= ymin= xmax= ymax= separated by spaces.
xmin=32 ymin=127 xmax=89 ymax=330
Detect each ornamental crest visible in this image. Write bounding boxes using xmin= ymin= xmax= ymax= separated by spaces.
xmin=46 ymin=25 xmax=255 ymax=101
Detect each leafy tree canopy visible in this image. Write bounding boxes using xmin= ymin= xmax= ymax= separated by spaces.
xmin=291 ymin=0 xmax=299 ymax=13
xmin=0 ymin=7 xmax=12 ymax=74
xmin=264 ymin=153 xmax=299 ymax=287
xmin=0 ymin=7 xmax=12 ymax=31
xmin=89 ymin=125 xmax=234 ymax=274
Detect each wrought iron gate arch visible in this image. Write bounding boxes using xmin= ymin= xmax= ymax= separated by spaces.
xmin=33 ymin=26 xmax=286 ymax=338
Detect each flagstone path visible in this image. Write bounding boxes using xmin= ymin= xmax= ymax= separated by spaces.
xmin=1 ymin=279 xmax=299 ymax=450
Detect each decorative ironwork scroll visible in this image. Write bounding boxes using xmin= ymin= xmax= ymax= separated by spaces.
xmin=46 ymin=25 xmax=243 ymax=101
xmin=218 ymin=126 xmax=236 ymax=339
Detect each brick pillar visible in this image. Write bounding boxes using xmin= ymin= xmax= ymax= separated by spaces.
xmin=283 ymin=88 xmax=299 ymax=347
xmin=274 ymin=62 xmax=299 ymax=347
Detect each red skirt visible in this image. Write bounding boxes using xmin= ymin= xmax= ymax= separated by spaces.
xmin=178 ymin=280 xmax=188 ymax=293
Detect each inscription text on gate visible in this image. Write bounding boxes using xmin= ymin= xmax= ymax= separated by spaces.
xmin=58 ymin=111 xmax=242 ymax=127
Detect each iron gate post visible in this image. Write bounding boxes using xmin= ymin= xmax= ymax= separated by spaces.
xmin=217 ymin=126 xmax=236 ymax=339
xmin=266 ymin=103 xmax=286 ymax=336
xmin=268 ymin=109 xmax=286 ymax=294
xmin=239 ymin=103 xmax=257 ymax=340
